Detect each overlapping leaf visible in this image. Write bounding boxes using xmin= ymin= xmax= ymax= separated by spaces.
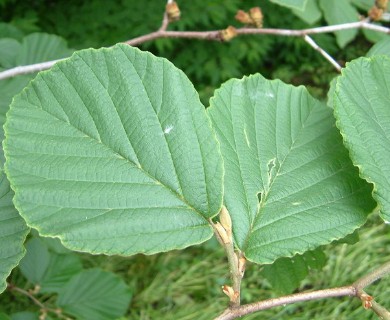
xmin=208 ymin=74 xmax=375 ymax=264
xmin=0 ymin=170 xmax=29 ymax=293
xmin=0 ymin=32 xmax=73 ymax=165
xmin=57 ymin=269 xmax=132 ymax=320
xmin=4 ymin=44 xmax=223 ymax=255
xmin=334 ymin=56 xmax=390 ymax=222
xmin=270 ymin=0 xmax=307 ymax=10
xmin=367 ymin=37 xmax=390 ymax=57
xmin=319 ymin=0 xmax=359 ymax=48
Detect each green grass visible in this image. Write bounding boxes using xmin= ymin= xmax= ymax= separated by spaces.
xmin=1 ymin=214 xmax=389 ymax=320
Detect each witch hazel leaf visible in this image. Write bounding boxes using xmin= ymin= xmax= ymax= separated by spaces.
xmin=4 ymin=44 xmax=223 ymax=256
xmin=0 ymin=170 xmax=29 ymax=293
xmin=208 ymin=74 xmax=375 ymax=264
xmin=334 ymin=55 xmax=390 ymax=223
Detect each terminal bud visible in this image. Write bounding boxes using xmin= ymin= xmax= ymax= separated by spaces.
xmin=166 ymin=1 xmax=181 ymax=21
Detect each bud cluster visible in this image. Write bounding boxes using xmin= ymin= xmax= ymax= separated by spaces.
xmin=368 ymin=0 xmax=388 ymax=20
xmin=235 ymin=7 xmax=263 ymax=28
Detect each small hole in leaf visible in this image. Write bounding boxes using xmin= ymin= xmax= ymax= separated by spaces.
xmin=257 ymin=192 xmax=262 ymax=203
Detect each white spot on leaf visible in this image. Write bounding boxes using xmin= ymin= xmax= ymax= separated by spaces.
xmin=163 ymin=125 xmax=174 ymax=135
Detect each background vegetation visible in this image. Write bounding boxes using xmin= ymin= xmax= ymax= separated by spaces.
xmin=0 ymin=0 xmax=389 ymax=319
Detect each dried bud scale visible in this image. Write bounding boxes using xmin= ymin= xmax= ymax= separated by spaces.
xmin=220 ymin=26 xmax=237 ymax=41
xmin=166 ymin=1 xmax=181 ymax=21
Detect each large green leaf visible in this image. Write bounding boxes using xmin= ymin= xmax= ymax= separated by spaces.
xmin=4 ymin=44 xmax=223 ymax=255
xmin=0 ymin=170 xmax=29 ymax=294
xmin=270 ymin=0 xmax=307 ymax=10
xmin=334 ymin=56 xmax=390 ymax=222
xmin=208 ymin=74 xmax=375 ymax=264
xmin=319 ymin=0 xmax=359 ymax=48
xmin=56 ymin=269 xmax=132 ymax=320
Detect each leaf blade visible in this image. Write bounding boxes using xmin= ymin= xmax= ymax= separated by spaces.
xmin=0 ymin=170 xmax=29 ymax=293
xmin=334 ymin=56 xmax=390 ymax=222
xmin=4 ymin=44 xmax=223 ymax=255
xmin=208 ymin=74 xmax=375 ymax=264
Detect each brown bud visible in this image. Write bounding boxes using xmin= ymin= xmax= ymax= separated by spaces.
xmin=222 ymin=285 xmax=239 ymax=302
xmin=219 ymin=206 xmax=232 ymax=237
xmin=214 ymin=221 xmax=231 ymax=244
xmin=238 ymin=256 xmax=246 ymax=277
xmin=360 ymin=293 xmax=373 ymax=309
xmin=368 ymin=5 xmax=384 ymax=20
xmin=166 ymin=1 xmax=181 ymax=21
xmin=249 ymin=7 xmax=263 ymax=28
xmin=375 ymin=0 xmax=388 ymax=10
xmin=235 ymin=10 xmax=253 ymax=24
xmin=219 ymin=26 xmax=237 ymax=42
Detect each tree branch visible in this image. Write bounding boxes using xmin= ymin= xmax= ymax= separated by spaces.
xmin=303 ymin=35 xmax=342 ymax=72
xmin=1 ymin=18 xmax=389 ymax=80
xmin=214 ymin=260 xmax=390 ymax=320
xmin=7 ymin=282 xmax=70 ymax=319
xmin=214 ymin=286 xmax=356 ymax=320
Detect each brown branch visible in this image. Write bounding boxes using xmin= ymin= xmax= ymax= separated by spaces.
xmin=214 ymin=260 xmax=390 ymax=320
xmin=1 ymin=19 xmax=389 ymax=80
xmin=214 ymin=286 xmax=356 ymax=320
xmin=7 ymin=283 xmax=70 ymax=319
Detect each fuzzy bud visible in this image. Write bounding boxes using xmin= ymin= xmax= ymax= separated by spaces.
xmin=219 ymin=206 xmax=232 ymax=237
xmin=219 ymin=26 xmax=237 ymax=41
xmin=214 ymin=221 xmax=231 ymax=244
xmin=238 ymin=256 xmax=246 ymax=277
xmin=235 ymin=10 xmax=253 ymax=24
xmin=166 ymin=1 xmax=181 ymax=21
xmin=369 ymin=5 xmax=384 ymax=20
xmin=222 ymin=285 xmax=238 ymax=301
xmin=249 ymin=7 xmax=263 ymax=28
xmin=375 ymin=0 xmax=388 ymax=10
xmin=360 ymin=293 xmax=373 ymax=309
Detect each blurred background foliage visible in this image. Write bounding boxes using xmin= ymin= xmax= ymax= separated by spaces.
xmin=1 ymin=1 xmax=390 ymax=319
xmin=1 ymin=0 xmax=386 ymax=102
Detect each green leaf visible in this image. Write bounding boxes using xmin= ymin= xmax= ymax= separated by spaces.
xmin=0 ymin=39 xmax=21 ymax=68
xmin=208 ymin=74 xmax=375 ymax=264
xmin=11 ymin=312 xmax=39 ymax=320
xmin=319 ymin=0 xmax=359 ymax=48
xmin=0 ymin=23 xmax=24 ymax=41
xmin=40 ymin=252 xmax=83 ymax=294
xmin=350 ymin=0 xmax=373 ymax=10
xmin=19 ymin=237 xmax=83 ymax=293
xmin=0 ymin=170 xmax=29 ymax=294
xmin=367 ymin=37 xmax=390 ymax=57
xmin=327 ymin=76 xmax=338 ymax=109
xmin=4 ymin=44 xmax=223 ymax=256
xmin=292 ymin=0 xmax=322 ymax=25
xmin=0 ymin=76 xmax=32 ymax=165
xmin=270 ymin=0 xmax=308 ymax=10
xmin=363 ymin=28 xmax=390 ymax=44
xmin=334 ymin=56 xmax=390 ymax=222
xmin=19 ymin=237 xmax=50 ymax=284
xmin=0 ymin=33 xmax=73 ymax=166
xmin=15 ymin=33 xmax=72 ymax=66
xmin=56 ymin=269 xmax=132 ymax=320
xmin=262 ymin=248 xmax=326 ymax=294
